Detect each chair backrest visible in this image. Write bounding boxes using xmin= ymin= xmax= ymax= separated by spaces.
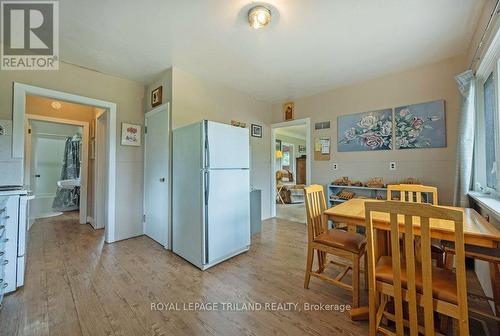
xmin=304 ymin=185 xmax=327 ymax=240
xmin=364 ymin=201 xmax=468 ymax=336
xmin=387 ymin=184 xmax=438 ymax=205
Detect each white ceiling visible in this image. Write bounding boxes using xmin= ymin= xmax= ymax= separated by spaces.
xmin=276 ymin=125 xmax=306 ymax=139
xmin=60 ymin=0 xmax=485 ymax=102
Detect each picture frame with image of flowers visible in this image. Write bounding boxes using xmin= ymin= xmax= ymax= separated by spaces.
xmin=394 ymin=100 xmax=446 ymax=150
xmin=337 ymin=109 xmax=393 ymax=152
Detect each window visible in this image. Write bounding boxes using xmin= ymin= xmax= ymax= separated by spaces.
xmin=483 ymin=72 xmax=497 ymax=189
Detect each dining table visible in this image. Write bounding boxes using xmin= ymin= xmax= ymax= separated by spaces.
xmin=322 ymin=198 xmax=500 ymax=321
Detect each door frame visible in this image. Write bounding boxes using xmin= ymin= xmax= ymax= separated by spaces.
xmin=144 ymin=103 xmax=171 ymax=249
xmin=94 ymin=108 xmax=108 ymax=230
xmin=270 ymin=118 xmax=311 ymax=218
xmin=12 ymin=83 xmax=118 ymax=243
xmin=24 ymin=114 xmax=89 ymax=225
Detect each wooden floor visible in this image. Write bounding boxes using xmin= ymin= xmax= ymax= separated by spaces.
xmin=0 ymin=212 xmax=495 ymax=336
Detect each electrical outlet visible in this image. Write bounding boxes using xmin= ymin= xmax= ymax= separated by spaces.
xmin=332 ymin=163 xmax=338 ymax=170
xmin=389 ymin=161 xmax=397 ymax=171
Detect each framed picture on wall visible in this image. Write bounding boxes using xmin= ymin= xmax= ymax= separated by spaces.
xmin=121 ymin=123 xmax=141 ymax=146
xmin=283 ymin=102 xmax=294 ymax=121
xmin=251 ymin=124 xmax=262 ymax=138
xmin=151 ymin=86 xmax=163 ymax=107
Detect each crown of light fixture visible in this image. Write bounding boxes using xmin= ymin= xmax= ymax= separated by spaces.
xmin=248 ymin=5 xmax=271 ymax=29
xmin=51 ymin=101 xmax=62 ymax=110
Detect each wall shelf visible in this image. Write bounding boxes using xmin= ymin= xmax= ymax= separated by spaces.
xmin=327 ymin=184 xmax=387 ymax=208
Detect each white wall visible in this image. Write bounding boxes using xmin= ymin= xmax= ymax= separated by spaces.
xmin=0 ymin=61 xmax=146 ymax=241
xmin=172 ymin=68 xmax=273 ymax=219
xmin=271 ymin=55 xmax=466 ymax=205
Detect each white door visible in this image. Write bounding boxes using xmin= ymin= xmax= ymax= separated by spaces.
xmin=206 ymin=169 xmax=250 ymax=264
xmin=144 ymin=105 xmax=170 ymax=247
xmin=206 ymin=121 xmax=250 ymax=169
xmin=94 ymin=112 xmax=108 ymax=230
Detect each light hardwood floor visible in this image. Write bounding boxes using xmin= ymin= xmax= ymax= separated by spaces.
xmin=0 ymin=212 xmax=494 ymax=335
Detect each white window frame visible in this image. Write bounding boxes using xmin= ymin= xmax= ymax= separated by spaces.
xmin=475 ymin=27 xmax=500 ymax=195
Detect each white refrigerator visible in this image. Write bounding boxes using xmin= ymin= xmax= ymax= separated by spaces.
xmin=172 ymin=120 xmax=250 ymax=270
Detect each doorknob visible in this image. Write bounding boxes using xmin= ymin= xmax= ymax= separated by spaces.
xmin=35 ymin=174 xmax=41 ymax=178
xmin=159 ymin=178 xmax=166 ymax=182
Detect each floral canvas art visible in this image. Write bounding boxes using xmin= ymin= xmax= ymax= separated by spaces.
xmin=394 ymin=100 xmax=446 ymax=149
xmin=337 ymin=109 xmax=393 ymax=152
xmin=121 ymin=123 xmax=141 ymax=146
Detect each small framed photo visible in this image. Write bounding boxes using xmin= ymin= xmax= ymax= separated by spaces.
xmin=251 ymin=124 xmax=262 ymax=138
xmin=151 ymin=86 xmax=163 ymax=107
xmin=121 ymin=123 xmax=141 ymax=146
xmin=283 ymin=102 xmax=294 ymax=121
xmin=298 ymin=145 xmax=306 ymax=153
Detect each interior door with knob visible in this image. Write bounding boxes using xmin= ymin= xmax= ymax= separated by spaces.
xmin=144 ymin=104 xmax=170 ymax=247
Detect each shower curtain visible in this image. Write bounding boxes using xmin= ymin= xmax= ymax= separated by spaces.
xmin=52 ymin=134 xmax=82 ymax=211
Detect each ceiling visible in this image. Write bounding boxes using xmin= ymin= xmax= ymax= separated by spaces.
xmin=276 ymin=125 xmax=306 ymax=139
xmin=60 ymin=0 xmax=485 ymax=102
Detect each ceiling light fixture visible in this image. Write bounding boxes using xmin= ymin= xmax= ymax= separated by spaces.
xmin=248 ymin=5 xmax=271 ymax=29
xmin=51 ymin=101 xmax=62 ymax=110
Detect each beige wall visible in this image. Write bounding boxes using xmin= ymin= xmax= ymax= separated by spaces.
xmin=272 ymin=55 xmax=466 ymax=205
xmin=0 ymin=61 xmax=145 ymax=241
xmin=172 ymin=67 xmax=273 ymax=219
xmin=145 ymin=68 xmax=173 ymax=113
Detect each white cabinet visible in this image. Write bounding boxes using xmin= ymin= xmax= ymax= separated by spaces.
xmin=2 ymin=195 xmax=19 ymax=294
xmin=0 ymin=191 xmax=28 ymax=309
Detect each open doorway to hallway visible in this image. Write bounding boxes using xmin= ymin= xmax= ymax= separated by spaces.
xmin=271 ymin=118 xmax=311 ymax=224
xmin=23 ymin=95 xmax=108 ymax=231
xmin=24 ymin=95 xmax=106 ymax=228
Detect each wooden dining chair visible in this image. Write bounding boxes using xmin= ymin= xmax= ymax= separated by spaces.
xmin=387 ymin=184 xmax=438 ymax=205
xmin=303 ymin=185 xmax=367 ymax=309
xmin=365 ymin=201 xmax=469 ymax=336
xmin=387 ymin=184 xmax=444 ymax=267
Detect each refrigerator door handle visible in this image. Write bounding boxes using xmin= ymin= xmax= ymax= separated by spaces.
xmin=204 ymin=170 xmax=210 ymax=205
xmin=204 ymin=121 xmax=210 ymax=168
xmin=204 ymin=170 xmax=210 ymax=264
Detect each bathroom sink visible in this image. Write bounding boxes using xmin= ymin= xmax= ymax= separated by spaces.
xmin=57 ymin=179 xmax=80 ymax=189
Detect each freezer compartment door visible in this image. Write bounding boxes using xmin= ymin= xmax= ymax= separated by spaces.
xmin=206 ymin=121 xmax=249 ymax=169
xmin=206 ymin=169 xmax=250 ymax=264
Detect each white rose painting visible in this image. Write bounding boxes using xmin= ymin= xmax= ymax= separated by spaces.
xmin=337 ymin=109 xmax=393 ymax=152
xmin=394 ymin=100 xmax=446 ymax=149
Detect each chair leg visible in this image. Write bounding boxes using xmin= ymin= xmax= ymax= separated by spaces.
xmin=433 ymin=250 xmax=444 ymax=268
xmin=317 ymin=250 xmax=324 ymax=272
xmin=364 ymin=252 xmax=368 ymax=290
xmin=352 ymin=253 xmax=360 ymax=308
xmin=304 ymin=246 xmax=314 ymax=289
xmin=444 ymin=251 xmax=454 ymax=270
xmin=439 ymin=314 xmax=449 ymax=335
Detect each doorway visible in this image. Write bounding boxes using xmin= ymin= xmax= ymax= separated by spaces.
xmin=25 ymin=116 xmax=87 ymax=226
xmin=144 ymin=104 xmax=170 ymax=248
xmin=271 ymin=118 xmax=311 ymax=223
xmin=12 ymin=83 xmax=118 ymax=243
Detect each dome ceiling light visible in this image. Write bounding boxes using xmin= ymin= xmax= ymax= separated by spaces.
xmin=51 ymin=101 xmax=62 ymax=110
xmin=248 ymin=5 xmax=271 ymax=29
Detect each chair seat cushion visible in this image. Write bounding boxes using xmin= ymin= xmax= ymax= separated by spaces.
xmin=375 ymin=256 xmax=458 ymax=304
xmin=314 ymin=229 xmax=366 ymax=254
